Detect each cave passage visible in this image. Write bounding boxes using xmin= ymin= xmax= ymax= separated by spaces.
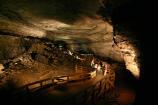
xmin=0 ymin=0 xmax=143 ymax=105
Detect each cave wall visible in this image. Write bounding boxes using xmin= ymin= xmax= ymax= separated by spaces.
xmin=0 ymin=35 xmax=29 ymax=61
xmin=0 ymin=0 xmax=142 ymax=78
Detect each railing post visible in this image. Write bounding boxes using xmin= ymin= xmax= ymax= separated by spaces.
xmin=26 ymin=86 xmax=29 ymax=93
xmin=52 ymin=78 xmax=54 ymax=84
xmin=91 ymin=86 xmax=96 ymax=105
xmin=40 ymin=82 xmax=43 ymax=88
xmin=67 ymin=76 xmax=69 ymax=81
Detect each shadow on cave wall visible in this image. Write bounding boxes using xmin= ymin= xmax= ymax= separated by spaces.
xmin=98 ymin=0 xmax=145 ymax=39
xmin=0 ymin=0 xmax=100 ymax=24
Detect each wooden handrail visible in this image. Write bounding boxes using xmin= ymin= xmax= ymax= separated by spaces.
xmin=22 ymin=78 xmax=51 ymax=88
xmin=19 ymin=70 xmax=97 ymax=93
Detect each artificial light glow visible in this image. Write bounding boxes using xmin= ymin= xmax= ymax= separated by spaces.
xmin=123 ymin=47 xmax=140 ymax=79
xmin=114 ymin=35 xmax=140 ymax=79
xmin=125 ymin=61 xmax=140 ymax=78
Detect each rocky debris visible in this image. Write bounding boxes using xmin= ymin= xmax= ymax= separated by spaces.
xmin=0 ymin=35 xmax=27 ymax=60
xmin=0 ymin=38 xmax=101 ymax=88
xmin=1 ymin=37 xmax=96 ymax=73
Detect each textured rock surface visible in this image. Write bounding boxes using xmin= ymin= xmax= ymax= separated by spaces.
xmin=0 ymin=0 xmax=140 ymax=71
xmin=113 ymin=35 xmax=140 ymax=78
xmin=0 ymin=1 xmax=142 ymax=105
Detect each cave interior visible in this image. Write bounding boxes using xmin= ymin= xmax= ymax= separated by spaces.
xmin=0 ymin=0 xmax=148 ymax=105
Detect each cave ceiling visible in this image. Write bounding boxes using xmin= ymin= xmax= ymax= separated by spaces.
xmin=0 ymin=0 xmax=140 ymax=78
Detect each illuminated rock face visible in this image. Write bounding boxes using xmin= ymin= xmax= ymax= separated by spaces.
xmin=0 ymin=64 xmax=4 ymax=74
xmin=113 ymin=35 xmax=140 ymax=78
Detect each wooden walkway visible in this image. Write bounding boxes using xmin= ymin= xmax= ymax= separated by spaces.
xmin=11 ymin=68 xmax=116 ymax=105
